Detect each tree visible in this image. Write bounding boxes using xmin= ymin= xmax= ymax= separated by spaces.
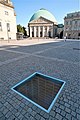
xmin=22 ymin=26 xmax=27 ymax=36
xmin=17 ymin=24 xmax=23 ymax=33
xmin=17 ymin=24 xmax=27 ymax=36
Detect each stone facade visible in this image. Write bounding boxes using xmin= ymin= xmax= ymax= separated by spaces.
xmin=0 ymin=0 xmax=17 ymax=40
xmin=28 ymin=17 xmax=57 ymax=38
xmin=64 ymin=11 xmax=80 ymax=39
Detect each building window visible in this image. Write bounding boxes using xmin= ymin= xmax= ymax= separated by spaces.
xmin=0 ymin=22 xmax=2 ymax=31
xmin=5 ymin=11 xmax=9 ymax=15
xmin=7 ymin=23 xmax=10 ymax=32
xmin=76 ymin=13 xmax=79 ymax=17
xmin=66 ymin=21 xmax=68 ymax=25
xmin=72 ymin=14 xmax=73 ymax=17
xmin=75 ymin=21 xmax=77 ymax=24
xmin=70 ymin=21 xmax=72 ymax=25
xmin=78 ymin=33 xmax=80 ymax=36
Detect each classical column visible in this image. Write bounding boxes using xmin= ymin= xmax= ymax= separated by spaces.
xmin=47 ymin=26 xmax=49 ymax=37
xmin=42 ymin=26 xmax=45 ymax=37
xmin=38 ymin=26 xmax=40 ymax=37
xmin=30 ymin=26 xmax=32 ymax=37
xmin=34 ymin=26 xmax=36 ymax=37
xmin=51 ymin=28 xmax=53 ymax=38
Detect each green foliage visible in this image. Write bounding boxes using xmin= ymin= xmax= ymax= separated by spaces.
xmin=17 ymin=24 xmax=23 ymax=33
xmin=17 ymin=24 xmax=27 ymax=36
xmin=23 ymin=26 xmax=27 ymax=36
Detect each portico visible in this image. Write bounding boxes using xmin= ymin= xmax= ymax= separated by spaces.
xmin=29 ymin=25 xmax=53 ymax=38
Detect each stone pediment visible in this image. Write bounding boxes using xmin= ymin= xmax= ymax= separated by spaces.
xmin=29 ymin=16 xmax=53 ymax=24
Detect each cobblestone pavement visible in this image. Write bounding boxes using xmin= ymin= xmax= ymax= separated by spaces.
xmin=0 ymin=40 xmax=80 ymax=120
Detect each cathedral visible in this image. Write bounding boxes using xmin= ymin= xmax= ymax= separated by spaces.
xmin=0 ymin=0 xmax=17 ymax=40
xmin=28 ymin=8 xmax=58 ymax=38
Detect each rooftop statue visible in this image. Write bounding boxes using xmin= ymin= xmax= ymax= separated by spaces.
xmin=0 ymin=0 xmax=14 ymax=8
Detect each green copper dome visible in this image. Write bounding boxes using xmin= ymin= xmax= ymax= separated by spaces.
xmin=29 ymin=8 xmax=57 ymax=24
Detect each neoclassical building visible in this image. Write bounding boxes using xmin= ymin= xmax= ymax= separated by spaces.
xmin=0 ymin=0 xmax=17 ymax=40
xmin=28 ymin=8 xmax=58 ymax=38
xmin=64 ymin=11 xmax=80 ymax=39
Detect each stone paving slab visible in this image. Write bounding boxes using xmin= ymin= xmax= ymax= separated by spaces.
xmin=36 ymin=46 xmax=80 ymax=62
xmin=0 ymin=45 xmax=10 ymax=48
xmin=5 ymin=41 xmax=66 ymax=54
xmin=0 ymin=41 xmax=80 ymax=120
xmin=62 ymin=41 xmax=80 ymax=49
xmin=0 ymin=50 xmax=24 ymax=62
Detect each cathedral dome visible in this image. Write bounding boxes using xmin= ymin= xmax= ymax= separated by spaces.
xmin=29 ymin=8 xmax=57 ymax=24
